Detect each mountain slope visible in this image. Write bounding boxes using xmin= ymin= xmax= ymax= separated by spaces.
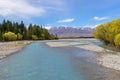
xmin=47 ymin=26 xmax=94 ymax=37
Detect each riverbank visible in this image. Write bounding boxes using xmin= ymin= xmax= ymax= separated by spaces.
xmin=0 ymin=41 xmax=32 ymax=59
xmin=46 ymin=39 xmax=120 ymax=71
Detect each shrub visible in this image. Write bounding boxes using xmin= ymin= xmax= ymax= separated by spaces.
xmin=114 ymin=34 xmax=120 ymax=47
xmin=2 ymin=32 xmax=17 ymax=41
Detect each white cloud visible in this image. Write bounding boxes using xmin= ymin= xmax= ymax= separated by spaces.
xmin=44 ymin=24 xmax=53 ymax=30
xmin=58 ymin=18 xmax=75 ymax=23
xmin=0 ymin=0 xmax=46 ymax=18
xmin=37 ymin=0 xmax=65 ymax=7
xmin=93 ymin=16 xmax=109 ymax=21
xmin=44 ymin=26 xmax=52 ymax=30
xmin=72 ymin=24 xmax=99 ymax=29
xmin=0 ymin=0 xmax=66 ymax=19
xmin=82 ymin=24 xmax=99 ymax=28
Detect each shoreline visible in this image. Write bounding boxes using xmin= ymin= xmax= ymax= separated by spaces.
xmin=0 ymin=41 xmax=32 ymax=60
xmin=1 ymin=39 xmax=120 ymax=71
xmin=46 ymin=39 xmax=120 ymax=71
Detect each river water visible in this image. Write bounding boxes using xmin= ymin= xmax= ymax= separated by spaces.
xmin=0 ymin=41 xmax=120 ymax=80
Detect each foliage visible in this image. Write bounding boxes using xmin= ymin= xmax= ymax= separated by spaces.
xmin=94 ymin=18 xmax=120 ymax=47
xmin=114 ymin=34 xmax=120 ymax=47
xmin=49 ymin=34 xmax=58 ymax=40
xmin=2 ymin=32 xmax=17 ymax=41
xmin=32 ymin=35 xmax=38 ymax=40
xmin=0 ymin=20 xmax=58 ymax=41
xmin=17 ymin=33 xmax=23 ymax=40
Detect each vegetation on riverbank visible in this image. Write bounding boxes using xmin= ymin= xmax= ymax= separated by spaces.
xmin=59 ymin=36 xmax=94 ymax=39
xmin=0 ymin=20 xmax=58 ymax=41
xmin=94 ymin=18 xmax=120 ymax=48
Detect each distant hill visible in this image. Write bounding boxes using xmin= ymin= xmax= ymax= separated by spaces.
xmin=45 ymin=26 xmax=94 ymax=37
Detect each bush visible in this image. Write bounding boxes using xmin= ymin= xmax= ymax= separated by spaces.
xmin=17 ymin=33 xmax=23 ymax=40
xmin=32 ymin=35 xmax=38 ymax=40
xmin=2 ymin=32 xmax=17 ymax=41
xmin=114 ymin=34 xmax=120 ymax=47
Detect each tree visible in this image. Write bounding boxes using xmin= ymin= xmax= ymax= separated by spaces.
xmin=17 ymin=33 xmax=23 ymax=40
xmin=13 ymin=22 xmax=19 ymax=34
xmin=27 ymin=24 xmax=33 ymax=39
xmin=114 ymin=34 xmax=120 ymax=47
xmin=32 ymin=35 xmax=38 ymax=40
xmin=94 ymin=18 xmax=120 ymax=47
xmin=19 ymin=21 xmax=27 ymax=39
xmin=2 ymin=32 xmax=17 ymax=41
xmin=0 ymin=19 xmax=58 ymax=41
xmin=94 ymin=24 xmax=109 ymax=44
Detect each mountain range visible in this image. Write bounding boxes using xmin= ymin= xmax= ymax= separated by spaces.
xmin=45 ymin=26 xmax=95 ymax=37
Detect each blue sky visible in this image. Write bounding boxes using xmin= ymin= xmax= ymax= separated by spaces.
xmin=0 ymin=0 xmax=120 ymax=28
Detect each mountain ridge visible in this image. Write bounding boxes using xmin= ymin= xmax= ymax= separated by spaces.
xmin=45 ymin=26 xmax=94 ymax=37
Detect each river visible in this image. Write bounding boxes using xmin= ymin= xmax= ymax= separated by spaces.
xmin=0 ymin=40 xmax=120 ymax=80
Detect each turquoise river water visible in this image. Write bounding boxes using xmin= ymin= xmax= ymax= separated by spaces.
xmin=0 ymin=41 xmax=120 ymax=80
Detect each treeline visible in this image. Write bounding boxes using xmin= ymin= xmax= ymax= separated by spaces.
xmin=60 ymin=36 xmax=94 ymax=39
xmin=94 ymin=18 xmax=120 ymax=48
xmin=0 ymin=20 xmax=58 ymax=41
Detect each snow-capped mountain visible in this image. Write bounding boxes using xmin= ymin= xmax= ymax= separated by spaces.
xmin=45 ymin=26 xmax=94 ymax=37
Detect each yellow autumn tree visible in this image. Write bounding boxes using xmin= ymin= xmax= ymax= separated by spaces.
xmin=94 ymin=18 xmax=120 ymax=47
xmin=114 ymin=34 xmax=120 ymax=47
xmin=2 ymin=32 xmax=17 ymax=41
xmin=94 ymin=24 xmax=109 ymax=44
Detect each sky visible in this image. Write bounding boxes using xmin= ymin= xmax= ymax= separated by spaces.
xmin=0 ymin=0 xmax=120 ymax=28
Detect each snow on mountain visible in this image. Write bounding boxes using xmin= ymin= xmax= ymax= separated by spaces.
xmin=44 ymin=26 xmax=52 ymax=30
xmin=45 ymin=26 xmax=95 ymax=37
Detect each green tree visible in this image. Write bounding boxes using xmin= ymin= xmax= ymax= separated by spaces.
xmin=19 ymin=21 xmax=27 ymax=39
xmin=0 ymin=19 xmax=58 ymax=41
xmin=17 ymin=33 xmax=23 ymax=40
xmin=13 ymin=22 xmax=19 ymax=34
xmin=32 ymin=35 xmax=38 ymax=40
xmin=27 ymin=24 xmax=33 ymax=39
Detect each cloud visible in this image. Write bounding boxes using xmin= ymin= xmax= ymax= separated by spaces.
xmin=82 ymin=24 xmax=99 ymax=28
xmin=0 ymin=0 xmax=66 ymax=19
xmin=37 ymin=0 xmax=65 ymax=7
xmin=93 ymin=16 xmax=109 ymax=21
xmin=0 ymin=0 xmax=46 ymax=18
xmin=58 ymin=18 xmax=75 ymax=23
xmin=44 ymin=24 xmax=53 ymax=30
xmin=44 ymin=26 xmax=52 ymax=30
xmin=72 ymin=24 xmax=99 ymax=29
